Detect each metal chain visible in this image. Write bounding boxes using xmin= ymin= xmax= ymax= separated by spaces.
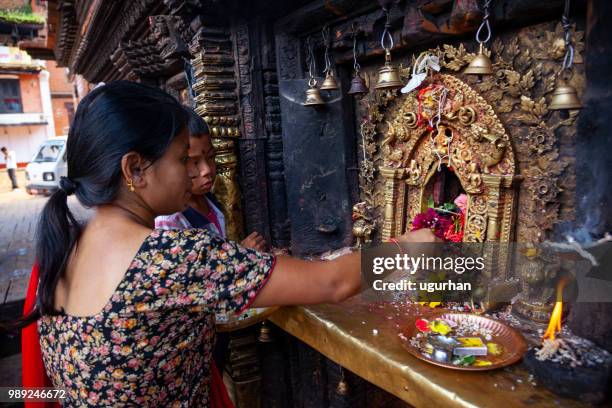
xmin=475 ymin=0 xmax=492 ymax=44
xmin=307 ymin=36 xmax=317 ymax=86
xmin=352 ymin=23 xmax=361 ymax=72
xmin=322 ymin=25 xmax=331 ymax=74
xmin=380 ymin=7 xmax=394 ymax=51
xmin=561 ymin=0 xmax=574 ymax=71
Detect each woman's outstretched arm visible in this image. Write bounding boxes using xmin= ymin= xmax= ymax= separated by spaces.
xmin=251 ymin=228 xmax=437 ymax=308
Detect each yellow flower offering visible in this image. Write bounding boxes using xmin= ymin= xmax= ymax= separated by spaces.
xmin=487 ymin=342 xmax=503 ymax=355
xmin=429 ymin=319 xmax=452 ymax=335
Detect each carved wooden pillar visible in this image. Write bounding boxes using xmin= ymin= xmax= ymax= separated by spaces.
xmin=379 ymin=167 xmax=407 ymax=240
xmin=233 ymin=20 xmax=272 ymax=244
xmin=258 ymin=25 xmax=291 ymax=249
xmin=190 ymin=18 xmax=244 ymax=241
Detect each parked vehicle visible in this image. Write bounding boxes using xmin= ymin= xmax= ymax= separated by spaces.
xmin=25 ymin=136 xmax=68 ymax=195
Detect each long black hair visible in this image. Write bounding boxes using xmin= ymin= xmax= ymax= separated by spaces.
xmin=2 ymin=81 xmax=190 ymax=331
xmin=186 ymin=107 xmax=210 ymax=137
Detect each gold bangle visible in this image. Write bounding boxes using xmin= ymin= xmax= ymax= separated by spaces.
xmin=388 ymin=237 xmax=404 ymax=254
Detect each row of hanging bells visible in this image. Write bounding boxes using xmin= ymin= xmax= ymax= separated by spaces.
xmin=304 ymin=26 xmax=339 ymax=106
xmin=304 ymin=5 xmax=405 ymax=105
xmin=307 ymin=0 xmax=580 ymax=111
xmin=303 ymin=72 xmax=340 ymax=107
xmin=461 ymin=0 xmax=580 ymax=111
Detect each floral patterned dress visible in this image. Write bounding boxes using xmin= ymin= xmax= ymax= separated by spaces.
xmin=38 ymin=228 xmax=275 ymax=407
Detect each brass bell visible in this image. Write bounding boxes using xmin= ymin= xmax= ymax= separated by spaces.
xmin=336 ymin=369 xmax=348 ymax=395
xmin=375 ymin=54 xmax=403 ymax=91
xmin=303 ymin=79 xmax=325 ymax=107
xmin=320 ymin=71 xmax=340 ymax=90
xmin=347 ymin=72 xmax=368 ymax=96
xmin=336 ymin=378 xmax=348 ymax=395
xmin=464 ymin=43 xmax=493 ymax=76
xmin=549 ymin=78 xmax=582 ymax=110
xmin=258 ymin=321 xmax=273 ymax=343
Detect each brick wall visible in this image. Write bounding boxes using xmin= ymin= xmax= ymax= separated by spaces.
xmin=51 ymin=96 xmax=73 ymax=136
xmin=0 ymin=0 xmax=28 ymax=10
xmin=47 ymin=61 xmax=73 ymax=94
xmin=18 ymin=73 xmax=41 ymax=113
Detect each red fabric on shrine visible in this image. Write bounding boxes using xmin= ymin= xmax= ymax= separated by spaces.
xmin=22 ymin=263 xmax=234 ymax=407
xmin=22 ymin=263 xmax=60 ymax=408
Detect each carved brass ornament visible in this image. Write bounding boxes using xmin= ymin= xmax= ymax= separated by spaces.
xmin=352 ymin=202 xmax=374 ymax=248
xmin=354 ymin=22 xmax=583 ymax=244
xmin=373 ymin=71 xmax=517 ymax=243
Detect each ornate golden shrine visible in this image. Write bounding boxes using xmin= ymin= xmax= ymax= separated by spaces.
xmin=353 ymin=22 xmax=584 ymax=246
xmin=378 ymin=74 xmax=520 ymax=243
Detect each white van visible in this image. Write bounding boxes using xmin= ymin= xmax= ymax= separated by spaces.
xmin=25 ymin=136 xmax=68 ymax=195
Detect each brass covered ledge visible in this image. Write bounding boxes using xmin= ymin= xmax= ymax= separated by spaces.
xmin=268 ymin=301 xmax=586 ymax=408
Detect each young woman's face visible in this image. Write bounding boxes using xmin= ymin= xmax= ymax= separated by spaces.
xmin=143 ymin=130 xmax=196 ymax=215
xmin=188 ymin=134 xmax=216 ymax=196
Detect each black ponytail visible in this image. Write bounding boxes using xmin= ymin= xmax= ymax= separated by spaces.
xmin=1 ymin=81 xmax=189 ymax=331
xmin=36 ymin=187 xmax=82 ymax=318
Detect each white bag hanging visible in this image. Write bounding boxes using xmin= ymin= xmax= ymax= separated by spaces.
xmin=401 ymin=52 xmax=440 ymax=94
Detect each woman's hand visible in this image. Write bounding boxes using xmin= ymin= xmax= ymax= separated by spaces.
xmin=397 ymin=228 xmax=439 ymax=243
xmin=250 ymin=229 xmax=439 ymax=310
xmin=241 ymin=231 xmax=266 ymax=251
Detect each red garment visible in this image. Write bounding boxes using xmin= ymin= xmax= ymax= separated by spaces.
xmin=205 ymin=207 xmax=223 ymax=239
xmin=210 ymin=359 xmax=235 ymax=408
xmin=22 ymin=263 xmax=234 ymax=407
xmin=22 ymin=263 xmax=59 ymax=408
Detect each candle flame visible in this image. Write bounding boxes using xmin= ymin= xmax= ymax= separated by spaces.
xmin=542 ymin=277 xmax=568 ymax=341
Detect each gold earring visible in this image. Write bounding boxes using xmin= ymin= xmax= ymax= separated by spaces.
xmin=127 ymin=179 xmax=135 ymax=192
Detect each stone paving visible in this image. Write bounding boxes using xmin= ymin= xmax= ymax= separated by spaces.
xmin=0 ymin=170 xmax=91 ymax=306
xmin=0 ymin=169 xmax=91 ymax=388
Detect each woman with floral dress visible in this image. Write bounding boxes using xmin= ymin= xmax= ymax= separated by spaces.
xmin=7 ymin=81 xmax=435 ymax=407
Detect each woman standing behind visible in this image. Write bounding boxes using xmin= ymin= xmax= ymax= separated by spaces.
xmin=155 ymin=109 xmax=264 ymax=375
xmin=7 ymin=81 xmax=434 ymax=407
xmin=155 ymin=109 xmax=265 ymax=250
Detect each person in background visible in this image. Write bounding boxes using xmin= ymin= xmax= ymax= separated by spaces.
xmin=155 ymin=109 xmax=265 ymax=373
xmin=155 ymin=110 xmax=265 ymax=251
xmin=1 ymin=146 xmax=18 ymax=189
